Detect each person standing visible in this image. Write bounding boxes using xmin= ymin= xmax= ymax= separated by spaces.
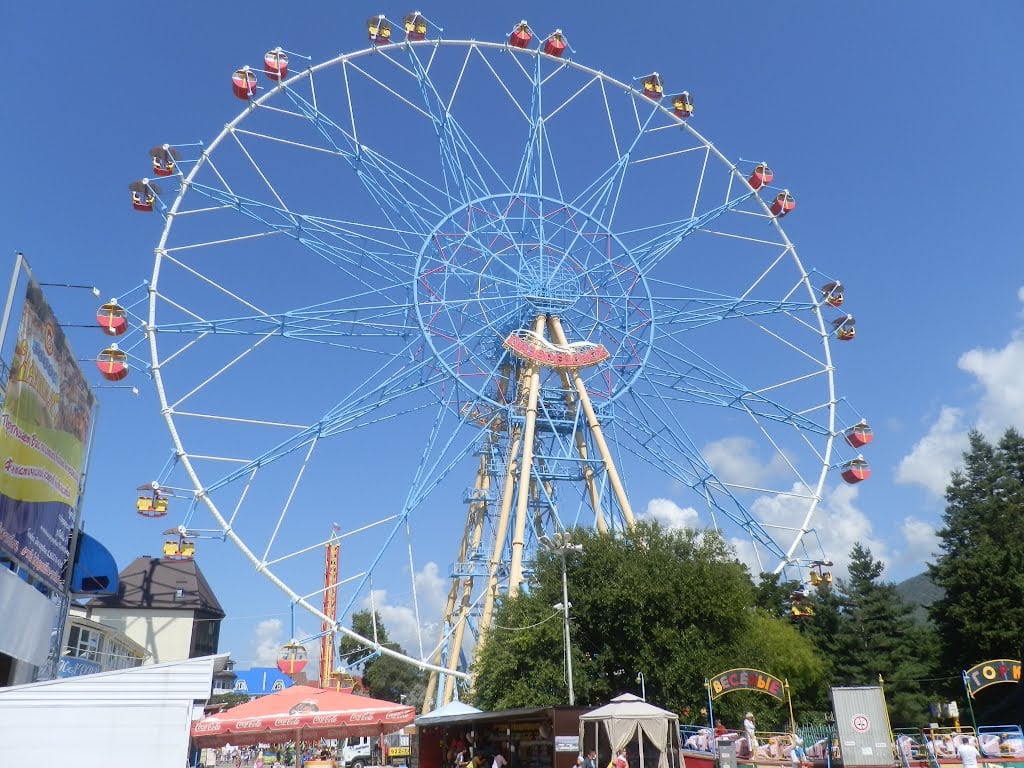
xmin=956 ymin=736 xmax=979 ymax=768
xmin=744 ymin=713 xmax=758 ymax=751
xmin=614 ymin=749 xmax=629 ymax=768
xmin=493 ymin=750 xmax=508 ymax=768
xmin=583 ymin=750 xmax=597 ymax=768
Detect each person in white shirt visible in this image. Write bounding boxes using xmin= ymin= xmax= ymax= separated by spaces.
xmin=492 ymin=751 xmax=508 ymax=768
xmin=956 ymin=736 xmax=979 ymax=768
xmin=744 ymin=713 xmax=758 ymax=751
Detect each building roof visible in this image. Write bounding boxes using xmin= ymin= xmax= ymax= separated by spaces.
xmin=86 ymin=556 xmax=225 ymax=618
xmin=232 ymin=667 xmax=295 ymax=697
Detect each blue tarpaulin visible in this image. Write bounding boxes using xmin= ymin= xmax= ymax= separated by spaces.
xmin=70 ymin=531 xmax=119 ymax=594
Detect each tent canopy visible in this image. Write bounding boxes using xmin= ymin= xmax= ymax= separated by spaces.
xmin=192 ymin=685 xmax=415 ymax=747
xmin=579 ymin=694 xmax=681 ymax=768
xmin=416 ymin=700 xmax=482 ymax=723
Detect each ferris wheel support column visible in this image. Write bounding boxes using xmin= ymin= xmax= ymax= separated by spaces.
xmin=507 ymin=314 xmax=548 ymax=594
xmin=553 ymin=367 xmax=608 ymax=533
xmin=548 ymin=316 xmax=636 ymax=528
xmin=441 ymin=462 xmax=490 ymax=706
xmin=477 ymin=427 xmax=522 ymax=639
xmin=422 ymin=455 xmax=484 ymax=712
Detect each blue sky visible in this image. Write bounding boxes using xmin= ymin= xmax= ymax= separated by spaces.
xmin=3 ymin=2 xmax=1022 ymax=669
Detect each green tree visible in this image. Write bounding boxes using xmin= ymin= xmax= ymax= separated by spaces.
xmin=732 ymin=610 xmax=829 ymax=725
xmin=210 ymin=691 xmax=251 ymax=709
xmin=929 ymin=429 xmax=1024 ymax=677
xmin=472 ymin=522 xmax=825 ymax=724
xmin=338 ymin=610 xmax=425 ymax=703
xmin=753 ymin=572 xmax=803 ymax=619
xmin=829 ymin=543 xmax=937 ymax=725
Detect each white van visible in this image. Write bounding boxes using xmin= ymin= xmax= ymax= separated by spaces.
xmin=340 ymin=737 xmax=374 ymax=768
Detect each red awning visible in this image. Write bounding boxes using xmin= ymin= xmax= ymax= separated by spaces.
xmin=191 ymin=685 xmax=415 ymax=747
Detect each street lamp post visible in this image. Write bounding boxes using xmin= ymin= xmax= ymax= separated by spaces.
xmin=543 ymin=532 xmax=582 ymax=706
xmin=636 ymin=671 xmax=646 ymax=701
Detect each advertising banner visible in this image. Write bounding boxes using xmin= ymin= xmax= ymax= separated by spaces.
xmin=0 ymin=278 xmax=94 ymax=589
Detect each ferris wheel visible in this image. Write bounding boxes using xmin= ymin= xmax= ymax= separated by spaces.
xmin=134 ymin=14 xmax=869 ymax=707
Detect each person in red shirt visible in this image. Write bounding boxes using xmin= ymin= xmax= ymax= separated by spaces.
xmin=715 ymin=720 xmax=728 ymax=738
xmin=614 ymin=750 xmax=629 ymax=768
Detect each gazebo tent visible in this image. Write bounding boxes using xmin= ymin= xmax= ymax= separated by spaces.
xmin=579 ymin=693 xmax=682 ymax=768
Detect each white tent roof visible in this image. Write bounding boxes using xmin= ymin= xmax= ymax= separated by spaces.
xmin=578 ymin=693 xmax=681 ymax=768
xmin=416 ymin=700 xmax=482 ymax=723
xmin=580 ymin=693 xmax=678 ymax=721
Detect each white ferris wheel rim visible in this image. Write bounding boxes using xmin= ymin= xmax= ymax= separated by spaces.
xmin=146 ymin=37 xmax=837 ymax=674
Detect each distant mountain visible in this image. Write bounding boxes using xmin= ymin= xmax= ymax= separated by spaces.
xmin=895 ymin=572 xmax=944 ymax=623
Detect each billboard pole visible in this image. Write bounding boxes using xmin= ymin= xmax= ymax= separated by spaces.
xmin=46 ymin=391 xmax=101 ymax=680
xmin=0 ymin=252 xmax=26 ymax=378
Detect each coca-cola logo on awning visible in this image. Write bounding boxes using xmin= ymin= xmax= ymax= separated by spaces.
xmin=237 ymin=719 xmax=266 ymax=730
xmin=194 ymin=722 xmax=223 ymax=733
xmin=312 ymin=714 xmax=340 ymax=725
xmin=349 ymin=712 xmax=376 ymax=722
xmin=386 ymin=710 xmax=411 ymax=720
xmin=274 ymin=717 xmax=302 ymax=727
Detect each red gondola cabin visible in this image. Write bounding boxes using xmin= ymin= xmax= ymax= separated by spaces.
xmin=368 ymin=16 xmax=392 ymax=44
xmin=150 ymin=145 xmax=180 ymax=177
xmin=129 ymin=180 xmax=159 ymax=212
xmin=821 ymin=281 xmax=844 ymax=307
xmin=96 ymin=346 xmax=128 ymax=381
xmin=844 ymin=421 xmax=874 ymax=448
xmin=277 ymin=642 xmax=309 ymax=675
xmin=232 ymin=67 xmax=258 ymax=100
xmin=404 ymin=13 xmax=427 ymax=40
xmin=770 ymin=191 xmax=796 ymax=217
xmin=642 ymin=74 xmax=664 ymax=100
xmin=97 ymin=300 xmax=128 ymax=337
xmin=841 ymin=458 xmax=871 ymax=484
xmin=543 ymin=31 xmax=567 ymax=57
xmin=671 ymin=92 xmax=693 ymax=118
xmin=509 ymin=21 xmax=533 ymax=48
xmin=749 ymin=164 xmax=773 ymax=190
xmin=264 ymin=48 xmax=289 ymax=81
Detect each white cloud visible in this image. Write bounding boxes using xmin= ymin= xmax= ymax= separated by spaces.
xmin=898 ymin=289 xmax=1024 ymax=496
xmin=899 ymin=516 xmax=939 ymax=565
xmin=358 ymin=561 xmax=447 ymax=660
xmin=252 ymin=618 xmax=284 ymax=667
xmin=958 ymin=334 xmax=1024 ymax=435
xmin=896 ymin=406 xmax=968 ymax=496
xmin=738 ymin=481 xmax=887 ymax=579
xmin=643 ymin=497 xmax=700 ymax=530
xmin=703 ymin=437 xmax=787 ymax=487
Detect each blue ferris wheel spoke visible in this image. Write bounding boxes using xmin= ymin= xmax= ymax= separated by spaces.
xmin=648 ymin=291 xmax=818 ymax=332
xmin=154 ymin=303 xmax=420 ymax=346
xmin=569 ymin=100 xmax=664 ymax=227
xmin=613 ymin=384 xmax=786 ymax=558
xmin=274 ymin=82 xmax=457 ymax=239
xmin=640 ymin=342 xmax=831 ymax=436
xmin=402 ymin=45 xmax=512 ymax=208
xmin=616 ymin=192 xmax=758 ymax=277
xmin=201 ymin=363 xmax=446 ymax=496
xmin=181 ymin=180 xmax=415 ymax=290
xmin=336 ymin=400 xmax=488 ymax=623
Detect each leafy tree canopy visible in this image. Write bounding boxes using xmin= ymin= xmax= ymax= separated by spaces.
xmin=930 ymin=429 xmax=1024 ymax=676
xmin=472 ymin=521 xmax=823 ymax=728
xmin=338 ymin=609 xmax=425 ymax=704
